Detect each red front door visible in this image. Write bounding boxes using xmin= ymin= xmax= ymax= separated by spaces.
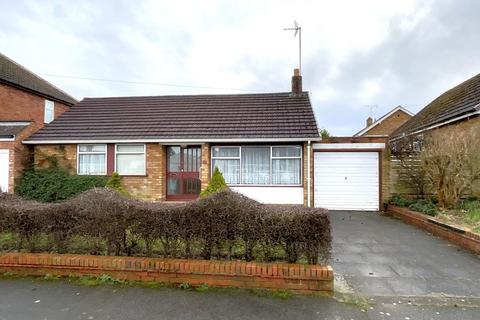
xmin=166 ymin=146 xmax=202 ymax=201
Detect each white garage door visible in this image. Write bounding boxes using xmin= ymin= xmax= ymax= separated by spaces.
xmin=314 ymin=152 xmax=379 ymax=211
xmin=0 ymin=150 xmax=9 ymax=193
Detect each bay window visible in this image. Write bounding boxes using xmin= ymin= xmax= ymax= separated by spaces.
xmin=211 ymin=146 xmax=302 ymax=185
xmin=78 ymin=144 xmax=106 ymax=175
xmin=115 ymin=144 xmax=146 ymax=175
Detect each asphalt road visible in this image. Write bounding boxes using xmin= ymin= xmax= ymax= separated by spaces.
xmin=0 ymin=278 xmax=479 ymax=320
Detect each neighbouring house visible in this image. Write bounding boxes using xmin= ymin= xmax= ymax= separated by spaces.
xmin=389 ymin=72 xmax=480 ymax=197
xmin=354 ymin=106 xmax=413 ymax=137
xmin=390 ymin=73 xmax=479 ymax=140
xmin=24 ymin=69 xmax=321 ymax=206
xmin=0 ymin=53 xmax=77 ymax=193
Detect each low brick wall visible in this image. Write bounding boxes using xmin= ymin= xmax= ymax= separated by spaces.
xmin=386 ymin=205 xmax=480 ymax=255
xmin=0 ymin=253 xmax=333 ymax=293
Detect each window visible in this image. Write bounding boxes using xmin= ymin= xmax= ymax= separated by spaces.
xmin=211 ymin=147 xmax=240 ymax=184
xmin=271 ymin=146 xmax=301 ymax=184
xmin=211 ymin=146 xmax=302 ymax=185
xmin=115 ymin=144 xmax=146 ymax=175
xmin=78 ymin=144 xmax=106 ymax=175
xmin=44 ymin=100 xmax=54 ymax=123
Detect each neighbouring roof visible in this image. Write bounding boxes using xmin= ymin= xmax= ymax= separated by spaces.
xmin=0 ymin=121 xmax=30 ymax=139
xmin=24 ymin=92 xmax=320 ymax=143
xmin=391 ymin=73 xmax=480 ymax=139
xmin=0 ymin=52 xmax=77 ymax=105
xmin=354 ymin=106 xmax=414 ymax=137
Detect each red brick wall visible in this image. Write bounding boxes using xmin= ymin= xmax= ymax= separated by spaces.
xmin=0 ymin=253 xmax=334 ymax=293
xmin=0 ymin=83 xmax=71 ymax=192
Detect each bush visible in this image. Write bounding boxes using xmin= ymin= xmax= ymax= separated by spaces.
xmin=408 ymin=199 xmax=438 ymax=216
xmin=106 ymin=172 xmax=129 ymax=195
xmin=389 ymin=194 xmax=413 ymax=207
xmin=15 ymin=168 xmax=107 ymax=202
xmin=0 ymin=189 xmax=331 ymax=264
xmin=200 ymin=166 xmax=227 ymax=197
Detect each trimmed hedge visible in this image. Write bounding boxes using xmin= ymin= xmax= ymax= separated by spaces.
xmin=0 ymin=189 xmax=331 ymax=264
xmin=14 ymin=168 xmax=107 ymax=202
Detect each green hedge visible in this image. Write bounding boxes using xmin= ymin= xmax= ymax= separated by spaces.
xmin=14 ymin=168 xmax=107 ymax=203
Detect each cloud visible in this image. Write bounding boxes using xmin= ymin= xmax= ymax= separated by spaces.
xmin=0 ymin=0 xmax=479 ymax=135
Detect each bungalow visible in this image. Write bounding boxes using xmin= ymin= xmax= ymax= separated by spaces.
xmin=0 ymin=52 xmax=77 ymax=193
xmin=390 ymin=73 xmax=479 ymax=140
xmin=24 ymin=69 xmax=321 ymax=206
xmin=389 ymin=72 xmax=480 ymax=197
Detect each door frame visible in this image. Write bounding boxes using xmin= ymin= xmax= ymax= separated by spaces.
xmin=166 ymin=146 xmax=202 ymax=201
xmin=313 ymin=149 xmax=382 ymax=210
xmin=0 ymin=149 xmax=9 ymax=193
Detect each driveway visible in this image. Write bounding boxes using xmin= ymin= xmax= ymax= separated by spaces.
xmin=331 ymin=211 xmax=480 ymax=297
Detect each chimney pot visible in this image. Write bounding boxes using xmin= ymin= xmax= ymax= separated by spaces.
xmin=291 ymin=69 xmax=302 ymax=95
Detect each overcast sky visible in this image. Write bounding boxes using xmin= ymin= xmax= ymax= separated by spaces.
xmin=1 ymin=0 xmax=479 ymax=135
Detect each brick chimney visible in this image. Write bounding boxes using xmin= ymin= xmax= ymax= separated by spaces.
xmin=291 ymin=68 xmax=302 ymax=95
xmin=366 ymin=116 xmax=374 ymax=127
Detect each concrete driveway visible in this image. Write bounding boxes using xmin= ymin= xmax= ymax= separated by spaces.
xmin=331 ymin=211 xmax=480 ymax=298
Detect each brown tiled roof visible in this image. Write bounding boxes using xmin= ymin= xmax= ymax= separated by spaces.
xmin=0 ymin=52 xmax=77 ymax=105
xmin=391 ymin=73 xmax=480 ymax=138
xmin=25 ymin=92 xmax=319 ymax=142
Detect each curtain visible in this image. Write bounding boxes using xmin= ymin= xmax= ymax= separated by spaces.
xmin=272 ymin=159 xmax=301 ymax=184
xmin=116 ymin=154 xmax=145 ymax=175
xmin=212 ymin=159 xmax=240 ymax=184
xmin=241 ymin=147 xmax=270 ymax=184
xmin=78 ymin=154 xmax=105 ymax=174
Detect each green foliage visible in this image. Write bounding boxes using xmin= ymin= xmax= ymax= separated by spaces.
xmin=106 ymin=172 xmax=129 ymax=195
xmin=319 ymin=128 xmax=330 ymax=140
xmin=389 ymin=194 xmax=413 ymax=207
xmin=408 ymin=199 xmax=438 ymax=216
xmin=200 ymin=166 xmax=228 ymax=197
xmin=14 ymin=168 xmax=107 ymax=202
xmin=390 ymin=194 xmax=438 ymax=216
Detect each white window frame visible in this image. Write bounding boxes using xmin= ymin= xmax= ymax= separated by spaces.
xmin=114 ymin=144 xmax=147 ymax=176
xmin=211 ymin=145 xmax=303 ymax=186
xmin=44 ymin=100 xmax=55 ymax=124
xmin=77 ymin=144 xmax=107 ymax=175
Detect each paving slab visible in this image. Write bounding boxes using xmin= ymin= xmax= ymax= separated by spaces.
xmin=331 ymin=210 xmax=480 ymax=298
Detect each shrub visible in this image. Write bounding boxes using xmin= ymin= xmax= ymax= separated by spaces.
xmin=15 ymin=168 xmax=107 ymax=202
xmin=389 ymin=194 xmax=413 ymax=207
xmin=0 ymin=188 xmax=331 ymax=264
xmin=408 ymin=199 xmax=438 ymax=216
xmin=200 ymin=167 xmax=227 ymax=197
xmin=106 ymin=172 xmax=129 ymax=195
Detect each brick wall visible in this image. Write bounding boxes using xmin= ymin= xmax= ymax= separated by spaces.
xmin=0 ymin=253 xmax=334 ymax=293
xmin=0 ymin=83 xmax=70 ymax=192
xmin=34 ymin=143 xmax=167 ymax=200
xmin=200 ymin=143 xmax=211 ymax=191
xmin=362 ymin=110 xmax=412 ymax=136
xmin=303 ymin=142 xmax=314 ymax=207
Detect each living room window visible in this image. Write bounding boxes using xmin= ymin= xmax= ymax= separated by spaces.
xmin=77 ymin=144 xmax=107 ymax=175
xmin=115 ymin=144 xmax=146 ymax=175
xmin=211 ymin=146 xmax=302 ymax=185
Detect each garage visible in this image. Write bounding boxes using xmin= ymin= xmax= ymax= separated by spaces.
xmin=313 ymin=144 xmax=382 ymax=211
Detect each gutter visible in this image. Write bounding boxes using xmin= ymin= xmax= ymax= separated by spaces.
xmin=23 ymin=137 xmax=324 ymax=145
xmin=390 ymin=109 xmax=480 ymax=142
